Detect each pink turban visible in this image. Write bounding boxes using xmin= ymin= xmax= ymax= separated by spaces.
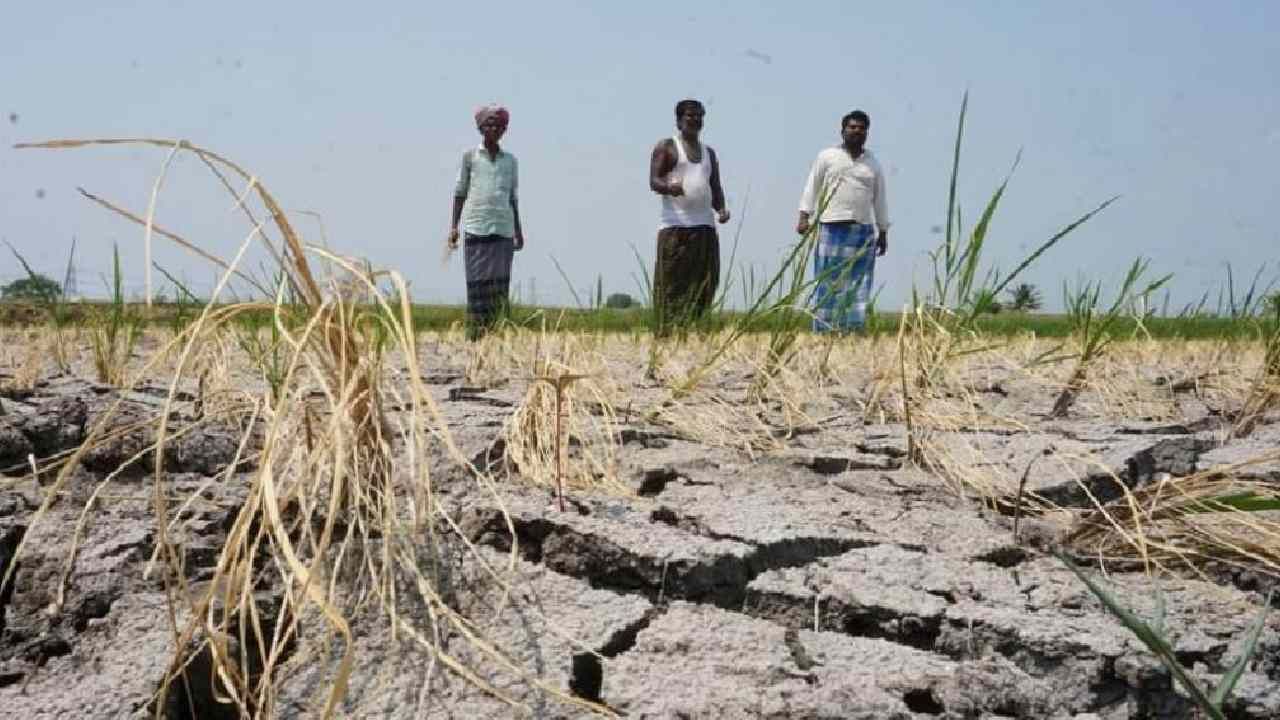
xmin=474 ymin=104 xmax=510 ymax=129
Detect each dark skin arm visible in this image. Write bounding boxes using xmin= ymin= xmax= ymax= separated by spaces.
xmin=649 ymin=139 xmax=731 ymax=223
xmin=649 ymin=139 xmax=681 ymax=196
xmin=448 ymin=195 xmax=465 ymax=249
xmin=708 ymin=147 xmax=729 ymax=224
xmin=877 ymin=229 xmax=888 ymax=256
xmin=511 ymin=192 xmax=524 ymax=250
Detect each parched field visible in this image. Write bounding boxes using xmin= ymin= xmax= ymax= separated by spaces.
xmin=1 ymin=317 xmax=1279 ymax=719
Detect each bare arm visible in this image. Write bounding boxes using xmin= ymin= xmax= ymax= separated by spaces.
xmin=448 ymin=196 xmax=465 ymax=248
xmin=873 ymin=161 xmax=890 ymax=230
xmin=448 ymin=151 xmax=471 ymax=248
xmin=873 ymin=159 xmax=889 ymax=255
xmin=451 ymin=196 xmax=465 ymax=230
xmin=649 ymin=139 xmax=680 ymax=196
xmin=511 ymin=192 xmax=524 ymax=250
xmin=709 ymin=147 xmax=729 ymax=223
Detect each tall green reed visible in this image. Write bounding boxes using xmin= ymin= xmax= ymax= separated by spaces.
xmin=897 ymin=91 xmax=1119 ymax=464
xmin=903 ymin=91 xmax=1117 ymax=389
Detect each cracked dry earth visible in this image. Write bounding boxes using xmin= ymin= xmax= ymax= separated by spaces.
xmin=2 ymin=343 xmax=1280 ymax=719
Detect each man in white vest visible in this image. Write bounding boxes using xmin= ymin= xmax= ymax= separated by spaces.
xmin=796 ymin=110 xmax=889 ymax=333
xmin=648 ymin=99 xmax=730 ymax=337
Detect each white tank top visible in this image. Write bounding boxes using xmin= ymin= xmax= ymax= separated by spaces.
xmin=659 ymin=134 xmax=716 ymax=228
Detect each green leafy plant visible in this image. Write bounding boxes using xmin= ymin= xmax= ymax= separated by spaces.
xmin=233 ymin=276 xmax=291 ymax=405
xmin=89 ymin=244 xmax=141 ymax=386
xmin=665 ymin=181 xmax=848 ymax=396
xmin=1058 ymin=552 xmax=1272 ymax=720
xmin=895 ymin=90 xmax=1118 ymax=452
xmin=906 ymin=91 xmax=1118 ymax=388
xmin=1051 ymin=258 xmax=1171 ymax=417
xmin=925 ymin=93 xmax=1117 ymax=334
xmin=4 ymin=240 xmax=76 ymax=371
xmin=153 ymin=263 xmax=202 ymax=338
xmin=1222 ymin=262 xmax=1276 ymax=319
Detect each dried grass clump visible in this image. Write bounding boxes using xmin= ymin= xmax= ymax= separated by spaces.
xmin=0 ymin=329 xmax=49 ymax=395
xmin=12 ymin=138 xmax=607 ymax=718
xmin=1065 ymin=454 xmax=1280 ymax=581
xmin=504 ymin=361 xmax=628 ymax=499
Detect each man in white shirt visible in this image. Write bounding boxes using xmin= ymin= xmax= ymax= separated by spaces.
xmin=796 ymin=110 xmax=889 ymax=333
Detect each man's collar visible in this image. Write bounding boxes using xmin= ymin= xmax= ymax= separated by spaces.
xmin=835 ymin=145 xmax=872 ymax=159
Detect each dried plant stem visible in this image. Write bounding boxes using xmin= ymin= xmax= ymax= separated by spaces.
xmin=555 ymin=386 xmax=566 ymax=512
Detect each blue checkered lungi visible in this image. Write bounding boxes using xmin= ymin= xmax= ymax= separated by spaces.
xmin=811 ymin=222 xmax=876 ymax=333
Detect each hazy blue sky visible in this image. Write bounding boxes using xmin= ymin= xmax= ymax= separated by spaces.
xmin=3 ymin=1 xmax=1277 ymax=311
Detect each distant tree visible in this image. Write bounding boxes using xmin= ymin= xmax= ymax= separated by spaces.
xmin=1007 ymin=282 xmax=1043 ymax=312
xmin=1 ymin=273 xmax=62 ymax=303
xmin=605 ymin=292 xmax=635 ymax=310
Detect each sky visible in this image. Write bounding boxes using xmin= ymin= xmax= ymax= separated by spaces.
xmin=2 ymin=1 xmax=1278 ymax=312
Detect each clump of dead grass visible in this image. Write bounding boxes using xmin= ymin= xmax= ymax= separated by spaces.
xmin=1065 ymin=454 xmax=1280 ymax=581
xmin=12 ymin=137 xmax=611 ymax=718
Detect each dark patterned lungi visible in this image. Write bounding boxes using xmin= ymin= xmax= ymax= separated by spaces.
xmin=653 ymin=226 xmax=720 ymax=337
xmin=464 ymin=233 xmax=515 ymax=339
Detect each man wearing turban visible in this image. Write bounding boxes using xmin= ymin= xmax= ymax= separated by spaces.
xmin=449 ymin=104 xmax=524 ymax=340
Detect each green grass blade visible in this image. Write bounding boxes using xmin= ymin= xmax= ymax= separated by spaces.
xmin=3 ymin=239 xmax=40 ymax=281
xmin=989 ymin=195 xmax=1120 ymax=303
xmin=1152 ymin=588 xmax=1167 ymax=638
xmin=1210 ymin=589 xmax=1272 ymax=708
xmin=943 ymin=90 xmax=968 ymax=294
xmin=1227 ymin=263 xmax=1237 ymax=318
xmin=957 ymin=150 xmax=1021 ymax=313
xmin=713 ymin=182 xmax=750 ymax=313
xmin=1023 ymin=343 xmax=1077 ymax=368
xmin=1187 ymin=493 xmax=1280 ymax=514
xmin=1056 ymin=552 xmax=1221 ymax=716
xmin=549 ymin=253 xmax=585 ymax=309
xmin=152 ymin=262 xmax=202 ymax=303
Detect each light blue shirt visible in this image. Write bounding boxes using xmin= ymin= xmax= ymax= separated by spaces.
xmin=455 ymin=147 xmax=518 ymax=238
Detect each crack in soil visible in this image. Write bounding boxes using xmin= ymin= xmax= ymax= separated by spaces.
xmin=746 ymin=587 xmax=943 ymax=654
xmin=0 ymin=524 xmax=25 ymax=635
xmin=635 ymin=468 xmax=683 ymax=497
xmin=1034 ymin=436 xmax=1214 ymax=508
xmin=446 ymin=387 xmax=514 ymax=407
xmin=570 ymin=607 xmax=666 ymax=705
xmin=152 ymin=590 xmax=294 ymax=720
xmin=467 ymin=510 xmax=872 ymax=612
xmin=802 ymin=454 xmax=902 ymax=474
xmin=973 ymin=546 xmax=1031 ymax=568
xmin=617 ymin=428 xmax=683 ymax=449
